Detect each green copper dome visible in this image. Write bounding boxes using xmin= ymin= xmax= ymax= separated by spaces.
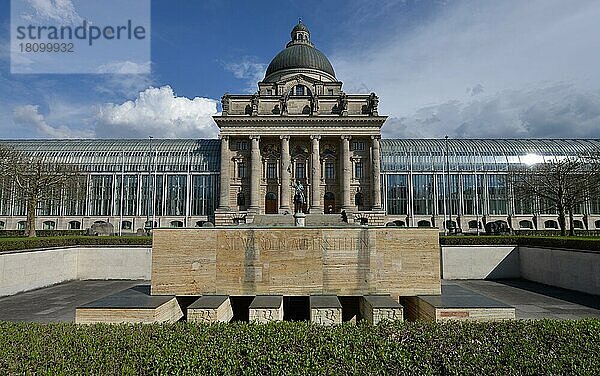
xmin=265 ymin=22 xmax=336 ymax=79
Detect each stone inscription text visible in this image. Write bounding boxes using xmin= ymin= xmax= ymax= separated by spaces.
xmin=222 ymin=235 xmax=370 ymax=253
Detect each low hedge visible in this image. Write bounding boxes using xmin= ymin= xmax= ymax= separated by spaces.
xmin=440 ymin=235 xmax=600 ymax=251
xmin=0 ymin=230 xmax=87 ymax=237
xmin=0 ymin=320 xmax=598 ymax=375
xmin=0 ymin=236 xmax=151 ymax=252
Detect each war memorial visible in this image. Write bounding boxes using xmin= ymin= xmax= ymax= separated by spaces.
xmin=71 ymin=23 xmax=518 ymax=324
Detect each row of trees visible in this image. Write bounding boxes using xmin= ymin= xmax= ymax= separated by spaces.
xmin=0 ymin=144 xmax=80 ymax=237
xmin=509 ymin=154 xmax=600 ymax=236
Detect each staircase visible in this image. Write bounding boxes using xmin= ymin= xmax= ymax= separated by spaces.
xmin=250 ymin=213 xmax=352 ymax=227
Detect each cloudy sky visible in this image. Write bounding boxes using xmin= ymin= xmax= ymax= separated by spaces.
xmin=1 ymin=0 xmax=600 ymax=139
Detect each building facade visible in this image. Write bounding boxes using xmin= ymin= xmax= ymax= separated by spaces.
xmin=1 ymin=23 xmax=599 ymax=232
xmin=213 ymin=21 xmax=386 ymax=225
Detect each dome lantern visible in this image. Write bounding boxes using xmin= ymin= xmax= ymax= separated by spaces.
xmin=264 ymin=21 xmax=336 ymax=81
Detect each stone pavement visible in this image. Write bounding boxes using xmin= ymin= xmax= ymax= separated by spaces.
xmin=0 ymin=279 xmax=598 ymax=322
xmin=446 ymin=279 xmax=600 ymax=320
xmin=0 ymin=280 xmax=144 ymax=322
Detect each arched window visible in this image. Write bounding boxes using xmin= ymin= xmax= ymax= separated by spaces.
xmin=0 ymin=220 xmax=4 ymax=230
xmin=417 ymin=220 xmax=431 ymax=227
xmin=17 ymin=221 xmax=26 ymax=230
xmin=170 ymin=220 xmax=184 ymax=228
xmin=445 ymin=220 xmax=457 ymax=229
xmin=519 ymin=220 xmax=533 ymax=229
xmin=468 ymin=220 xmax=480 ymax=229
xmin=544 ymin=220 xmax=558 ymax=229
xmin=573 ymin=220 xmax=584 ymax=229
xmin=43 ymin=221 xmax=55 ymax=230
xmin=295 ymin=85 xmax=305 ymax=96
xmin=68 ymin=220 xmax=81 ymax=230
xmin=144 ymin=220 xmax=158 ymax=229
xmin=394 ymin=220 xmax=405 ymax=227
xmin=121 ymin=220 xmax=132 ymax=230
xmin=195 ymin=221 xmax=205 ymax=228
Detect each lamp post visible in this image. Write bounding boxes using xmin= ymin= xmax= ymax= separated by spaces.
xmin=445 ymin=135 xmax=452 ymax=235
xmin=146 ymin=136 xmax=153 ymax=234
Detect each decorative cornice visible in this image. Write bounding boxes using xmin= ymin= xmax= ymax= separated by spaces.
xmin=214 ymin=115 xmax=387 ymax=124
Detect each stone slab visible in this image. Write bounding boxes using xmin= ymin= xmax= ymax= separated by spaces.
xmin=400 ymin=285 xmax=515 ymax=322
xmin=75 ymin=285 xmax=183 ymax=324
xmin=360 ymin=295 xmax=404 ymax=324
xmin=187 ymin=295 xmax=233 ymax=323
xmin=151 ymin=228 xmax=441 ymax=298
xmin=310 ymin=295 xmax=342 ymax=325
xmin=249 ymin=295 xmax=283 ymax=323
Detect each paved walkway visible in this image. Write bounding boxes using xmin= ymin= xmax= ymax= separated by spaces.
xmin=0 ymin=280 xmax=144 ymax=322
xmin=446 ymin=279 xmax=600 ymax=320
xmin=0 ymin=279 xmax=598 ymax=322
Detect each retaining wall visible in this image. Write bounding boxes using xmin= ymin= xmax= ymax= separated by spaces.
xmin=0 ymin=247 xmax=151 ymax=297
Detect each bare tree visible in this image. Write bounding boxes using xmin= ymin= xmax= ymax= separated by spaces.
xmin=0 ymin=144 xmax=81 ymax=237
xmin=509 ymin=155 xmax=600 ymax=236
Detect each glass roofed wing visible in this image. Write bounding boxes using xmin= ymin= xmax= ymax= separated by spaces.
xmin=1 ymin=139 xmax=221 ymax=173
xmin=380 ymin=139 xmax=600 ymax=172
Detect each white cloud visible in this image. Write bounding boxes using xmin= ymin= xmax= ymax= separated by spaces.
xmin=224 ymin=56 xmax=266 ymax=93
xmin=97 ymin=61 xmax=151 ymax=75
xmin=382 ymin=83 xmax=600 ymax=139
xmin=23 ymin=0 xmax=83 ymax=25
xmin=12 ymin=104 xmax=94 ymax=138
xmin=95 ymin=85 xmax=219 ymax=138
xmin=332 ymin=0 xmax=600 ymax=138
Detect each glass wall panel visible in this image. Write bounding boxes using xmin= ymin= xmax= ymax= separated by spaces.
xmin=413 ymin=174 xmax=434 ymax=215
xmin=591 ymin=198 xmax=600 ymax=214
xmin=90 ymin=175 xmax=113 ymax=216
xmin=37 ymin=187 xmax=60 ymax=216
xmin=437 ymin=174 xmax=459 ymax=216
xmin=386 ymin=174 xmax=408 ymax=215
xmin=462 ymin=175 xmax=476 ymax=215
xmin=166 ymin=175 xmax=187 ymax=216
xmin=487 ymin=174 xmax=507 ymax=215
xmin=64 ymin=176 xmax=87 ymax=216
xmin=115 ymin=175 xmax=138 ymax=216
xmin=191 ymin=175 xmax=216 ymax=216
xmin=540 ymin=198 xmax=557 ymax=214
xmin=0 ymin=179 xmax=12 ymax=216
xmin=141 ymin=174 xmax=163 ymax=217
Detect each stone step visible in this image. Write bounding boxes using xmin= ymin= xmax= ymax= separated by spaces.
xmin=187 ymin=295 xmax=233 ymax=323
xmin=249 ymin=295 xmax=284 ymax=323
xmin=309 ymin=295 xmax=342 ymax=325
xmin=360 ymin=295 xmax=404 ymax=324
xmin=400 ymin=285 xmax=516 ymax=322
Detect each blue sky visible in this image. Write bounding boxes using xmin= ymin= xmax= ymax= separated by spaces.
xmin=2 ymin=0 xmax=600 ymax=139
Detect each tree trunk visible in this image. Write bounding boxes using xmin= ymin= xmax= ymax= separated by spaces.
xmin=557 ymin=204 xmax=566 ymax=236
xmin=26 ymin=197 xmax=37 ymax=237
xmin=568 ymin=209 xmax=575 ymax=237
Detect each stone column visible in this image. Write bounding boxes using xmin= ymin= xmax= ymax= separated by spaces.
xmin=341 ymin=136 xmax=352 ymax=210
xmin=371 ymin=135 xmax=382 ymax=210
xmin=218 ymin=135 xmax=230 ymax=210
xmin=249 ymin=135 xmax=261 ymax=212
xmin=280 ymin=136 xmax=291 ymax=211
xmin=310 ymin=135 xmax=322 ymax=213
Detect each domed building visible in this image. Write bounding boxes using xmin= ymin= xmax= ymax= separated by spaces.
xmin=214 ymin=21 xmax=387 ymax=225
xmin=1 ymin=22 xmax=599 ymax=233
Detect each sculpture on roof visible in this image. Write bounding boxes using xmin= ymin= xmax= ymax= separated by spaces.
xmin=251 ymin=92 xmax=259 ymax=116
xmin=221 ymin=93 xmax=230 ymax=116
xmin=368 ymin=92 xmax=379 ymax=116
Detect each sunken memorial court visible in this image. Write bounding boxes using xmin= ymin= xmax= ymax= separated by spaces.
xmin=2 ymin=22 xmax=600 ymax=325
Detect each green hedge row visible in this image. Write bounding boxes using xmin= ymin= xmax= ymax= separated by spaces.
xmin=440 ymin=235 xmax=600 ymax=251
xmin=0 ymin=236 xmax=151 ymax=252
xmin=0 ymin=230 xmax=88 ymax=237
xmin=0 ymin=320 xmax=598 ymax=375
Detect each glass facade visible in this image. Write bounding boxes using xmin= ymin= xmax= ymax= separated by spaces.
xmin=0 ymin=138 xmax=599 ymax=230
